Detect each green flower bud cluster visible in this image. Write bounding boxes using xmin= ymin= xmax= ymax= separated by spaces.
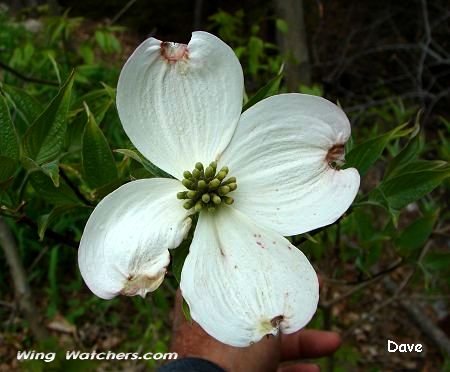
xmin=177 ymin=161 xmax=237 ymax=212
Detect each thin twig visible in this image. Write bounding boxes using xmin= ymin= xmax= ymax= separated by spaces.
xmin=385 ymin=277 xmax=450 ymax=357
xmin=0 ymin=60 xmax=59 ymax=86
xmin=193 ymin=0 xmax=204 ymax=30
xmin=321 ymin=259 xmax=404 ymax=308
xmin=110 ymin=0 xmax=138 ymax=25
xmin=27 ymin=245 xmax=50 ymax=273
xmin=1 ymin=212 xmax=78 ymax=249
xmin=60 ymin=168 xmax=92 ymax=206
xmin=0 ymin=300 xmax=15 ymax=308
xmin=322 ymin=258 xmax=404 ymax=286
xmin=416 ymin=0 xmax=432 ymax=97
xmin=342 ymin=241 xmax=433 ymax=340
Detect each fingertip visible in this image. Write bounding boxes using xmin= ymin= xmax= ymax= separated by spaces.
xmin=281 ymin=329 xmax=342 ymax=360
xmin=278 ymin=363 xmax=320 ymax=372
xmin=326 ymin=331 xmax=342 ymax=351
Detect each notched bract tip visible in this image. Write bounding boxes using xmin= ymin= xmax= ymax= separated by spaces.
xmin=120 ymin=269 xmax=166 ymax=298
xmin=258 ymin=315 xmax=285 ymax=338
xmin=326 ymin=144 xmax=345 ymax=168
xmin=270 ymin=315 xmax=284 ymax=328
xmin=160 ymin=41 xmax=189 ymax=63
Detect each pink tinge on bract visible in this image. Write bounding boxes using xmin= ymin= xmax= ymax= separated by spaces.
xmin=160 ymin=41 xmax=188 ymax=63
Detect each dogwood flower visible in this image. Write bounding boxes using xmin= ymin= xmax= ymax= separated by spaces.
xmin=78 ymin=31 xmax=360 ymax=347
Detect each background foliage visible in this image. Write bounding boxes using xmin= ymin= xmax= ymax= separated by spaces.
xmin=0 ymin=1 xmax=449 ymax=371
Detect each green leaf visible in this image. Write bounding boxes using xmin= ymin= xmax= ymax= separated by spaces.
xmin=0 ymin=156 xmax=18 ymax=182
xmin=352 ymin=209 xmax=376 ymax=242
xmin=89 ymin=177 xmax=125 ymax=200
xmin=37 ymin=205 xmax=81 ymax=240
xmin=370 ymin=161 xmax=450 ymax=210
xmin=392 ymin=159 xmax=447 ymax=174
xmin=2 ymin=84 xmax=42 ymax=127
xmin=0 ymin=96 xmax=19 ymax=181
xmin=22 ymin=71 xmax=75 ymax=164
xmin=384 ymin=133 xmax=423 ymax=179
xmin=345 ymin=122 xmax=416 ymax=176
xmin=23 ymin=158 xmax=82 ymax=205
xmin=242 ymin=71 xmax=283 ymax=112
xmin=114 ymin=148 xmax=173 ymax=178
xmin=170 ymin=240 xmax=190 ymax=283
xmin=41 ymin=160 xmax=60 ymax=187
xmin=0 ymin=95 xmax=20 ymax=160
xmin=73 ymin=88 xmax=114 ymax=124
xmin=396 ymin=212 xmax=438 ymax=253
xmin=82 ymin=105 xmax=118 ymax=188
xmin=385 ymin=113 xmax=422 ymax=179
xmin=299 ymin=233 xmax=319 ymax=244
xmin=22 ymin=157 xmax=61 ymax=187
xmin=182 ymin=299 xmax=192 ymax=322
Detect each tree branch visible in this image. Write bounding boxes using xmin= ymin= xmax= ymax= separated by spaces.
xmin=0 ymin=60 xmax=59 ymax=87
xmin=0 ymin=217 xmax=48 ymax=340
xmin=385 ymin=277 xmax=450 ymax=357
xmin=0 ymin=212 xmax=78 ymax=249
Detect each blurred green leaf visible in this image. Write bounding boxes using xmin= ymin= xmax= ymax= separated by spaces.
xmin=81 ymin=105 xmax=118 ymax=189
xmin=370 ymin=160 xmax=450 ymax=210
xmin=346 ymin=122 xmax=416 ymax=176
xmin=242 ymin=71 xmax=283 ymax=112
xmin=247 ymin=36 xmax=264 ymax=75
xmin=396 ymin=212 xmax=438 ymax=253
xmin=275 ymin=19 xmax=288 ymax=33
xmin=22 ymin=71 xmax=75 ymax=164
xmin=299 ymin=84 xmax=323 ymax=96
xmin=95 ymin=30 xmax=107 ymax=51
xmin=423 ymin=252 xmax=450 ymax=273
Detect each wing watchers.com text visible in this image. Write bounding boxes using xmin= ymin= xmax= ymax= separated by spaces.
xmin=17 ymin=350 xmax=178 ymax=363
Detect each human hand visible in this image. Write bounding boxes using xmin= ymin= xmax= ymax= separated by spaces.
xmin=169 ymin=290 xmax=340 ymax=372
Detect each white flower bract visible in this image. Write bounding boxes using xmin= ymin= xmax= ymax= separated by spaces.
xmin=78 ymin=31 xmax=360 ymax=347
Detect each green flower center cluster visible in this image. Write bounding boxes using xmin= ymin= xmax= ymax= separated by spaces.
xmin=177 ymin=161 xmax=237 ymax=213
